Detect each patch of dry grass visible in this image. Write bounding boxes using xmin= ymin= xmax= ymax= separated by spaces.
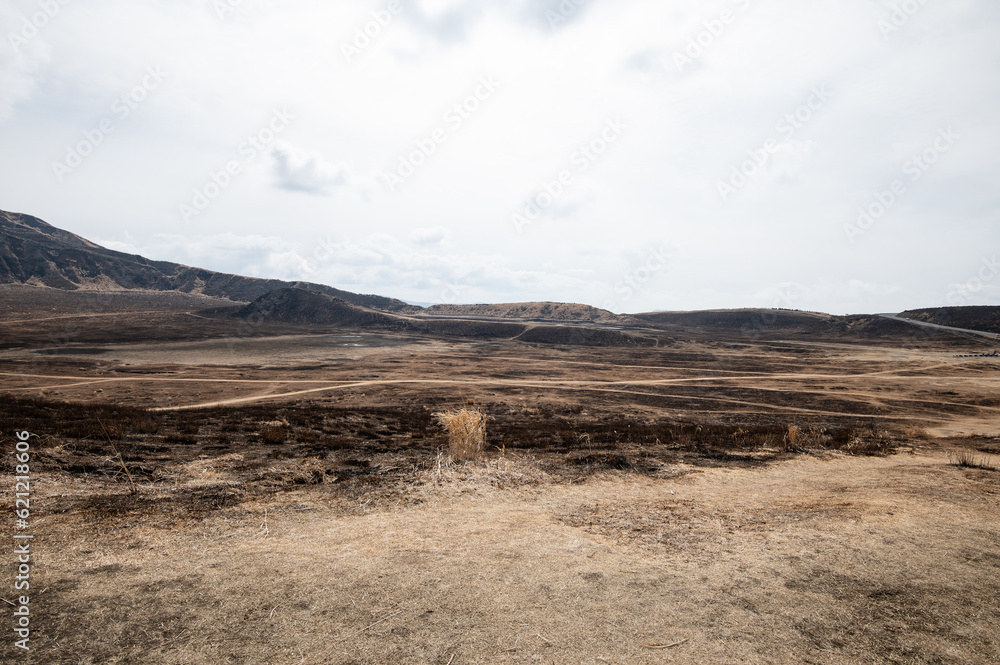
xmin=950 ymin=450 xmax=999 ymax=471
xmin=434 ymin=407 xmax=487 ymax=461
xmin=260 ymin=422 xmax=288 ymax=444
xmin=418 ymin=449 xmax=551 ymax=492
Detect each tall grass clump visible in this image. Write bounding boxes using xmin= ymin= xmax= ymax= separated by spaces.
xmin=950 ymin=450 xmax=999 ymax=472
xmin=435 ymin=408 xmax=488 ymax=462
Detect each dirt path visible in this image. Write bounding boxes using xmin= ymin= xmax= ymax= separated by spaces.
xmin=1 ymin=309 xmax=170 ymax=325
xmin=140 ymin=378 xmax=912 ymax=419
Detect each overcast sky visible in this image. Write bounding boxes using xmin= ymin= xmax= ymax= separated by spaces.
xmin=2 ymin=0 xmax=998 ymax=314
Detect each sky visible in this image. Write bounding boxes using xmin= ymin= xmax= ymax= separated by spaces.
xmin=1 ymin=0 xmax=998 ymax=315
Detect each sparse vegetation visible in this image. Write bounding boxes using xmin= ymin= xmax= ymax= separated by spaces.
xmin=951 ymin=450 xmax=999 ymax=471
xmin=2 ymin=292 xmax=1000 ymax=665
xmin=260 ymin=421 xmax=288 ymax=444
xmin=435 ymin=407 xmax=488 ymax=461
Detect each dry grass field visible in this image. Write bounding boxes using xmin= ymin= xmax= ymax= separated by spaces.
xmin=1 ymin=289 xmax=998 ymax=664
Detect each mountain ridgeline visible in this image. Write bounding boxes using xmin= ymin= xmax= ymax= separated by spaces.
xmin=0 ymin=209 xmax=411 ymax=311
xmin=2 ymin=208 xmax=999 ymax=346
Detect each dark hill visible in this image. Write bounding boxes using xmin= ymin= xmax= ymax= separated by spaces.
xmin=236 ymin=288 xmax=408 ymax=329
xmin=422 ymin=302 xmax=624 ymax=324
xmin=633 ymin=308 xmax=973 ymax=345
xmin=236 ymin=288 xmax=529 ymax=340
xmin=0 ymin=209 xmax=412 ymax=312
xmin=634 ymin=309 xmax=839 ymax=336
xmin=899 ymin=306 xmax=1000 ymax=334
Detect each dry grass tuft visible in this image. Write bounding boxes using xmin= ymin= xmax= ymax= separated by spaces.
xmin=950 ymin=450 xmax=999 ymax=472
xmin=260 ymin=423 xmax=287 ymax=444
xmin=434 ymin=407 xmax=488 ymax=461
xmin=783 ymin=425 xmax=832 ymax=451
xmin=843 ymin=430 xmax=894 ymax=456
xmin=256 ymin=457 xmax=328 ymax=485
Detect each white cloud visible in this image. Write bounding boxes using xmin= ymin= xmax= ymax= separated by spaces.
xmin=270 ymin=141 xmax=353 ymax=195
xmin=408 ymin=226 xmax=448 ymax=245
xmin=3 ymin=0 xmax=999 ymax=314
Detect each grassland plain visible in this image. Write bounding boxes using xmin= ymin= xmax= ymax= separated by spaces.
xmin=1 ymin=289 xmax=999 ymax=663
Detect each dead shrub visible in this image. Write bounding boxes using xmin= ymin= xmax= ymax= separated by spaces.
xmin=435 ymin=408 xmax=488 ymax=462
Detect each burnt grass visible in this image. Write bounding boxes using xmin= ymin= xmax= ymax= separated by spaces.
xmin=1 ymin=395 xmax=906 ymax=523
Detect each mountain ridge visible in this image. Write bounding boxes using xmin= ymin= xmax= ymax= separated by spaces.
xmin=4 ymin=209 xmax=999 ymax=336
xmin=0 ymin=209 xmax=413 ymax=312
xmin=0 ymin=209 xmax=628 ymax=324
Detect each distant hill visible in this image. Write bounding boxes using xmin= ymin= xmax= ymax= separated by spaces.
xmin=0 ymin=209 xmax=412 ymax=312
xmin=236 ymin=288 xmax=658 ymax=346
xmin=236 ymin=288 xmax=410 ymax=329
xmin=899 ymin=306 xmax=1000 ymax=334
xmin=422 ymin=302 xmax=625 ymax=324
xmin=3 ymin=208 xmax=993 ymax=349
xmin=633 ymin=309 xmax=839 ymax=336
xmin=237 ymin=288 xmax=527 ymax=339
xmin=633 ymin=308 xmax=965 ymax=342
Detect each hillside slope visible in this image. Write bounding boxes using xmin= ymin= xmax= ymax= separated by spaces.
xmin=0 ymin=210 xmax=412 ymax=311
xmin=236 ymin=288 xmax=410 ymax=329
xmin=899 ymin=306 xmax=1000 ymax=334
xmin=633 ymin=308 xmax=973 ymax=344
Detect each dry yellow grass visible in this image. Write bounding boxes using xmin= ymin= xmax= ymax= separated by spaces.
xmin=17 ymin=449 xmax=1000 ymax=664
xmin=434 ymin=407 xmax=488 ymax=461
xmin=950 ymin=449 xmax=999 ymax=471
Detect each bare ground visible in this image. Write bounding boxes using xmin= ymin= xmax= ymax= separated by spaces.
xmin=1 ymin=299 xmax=999 ymax=664
xmin=5 ymin=446 xmax=999 ymax=664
